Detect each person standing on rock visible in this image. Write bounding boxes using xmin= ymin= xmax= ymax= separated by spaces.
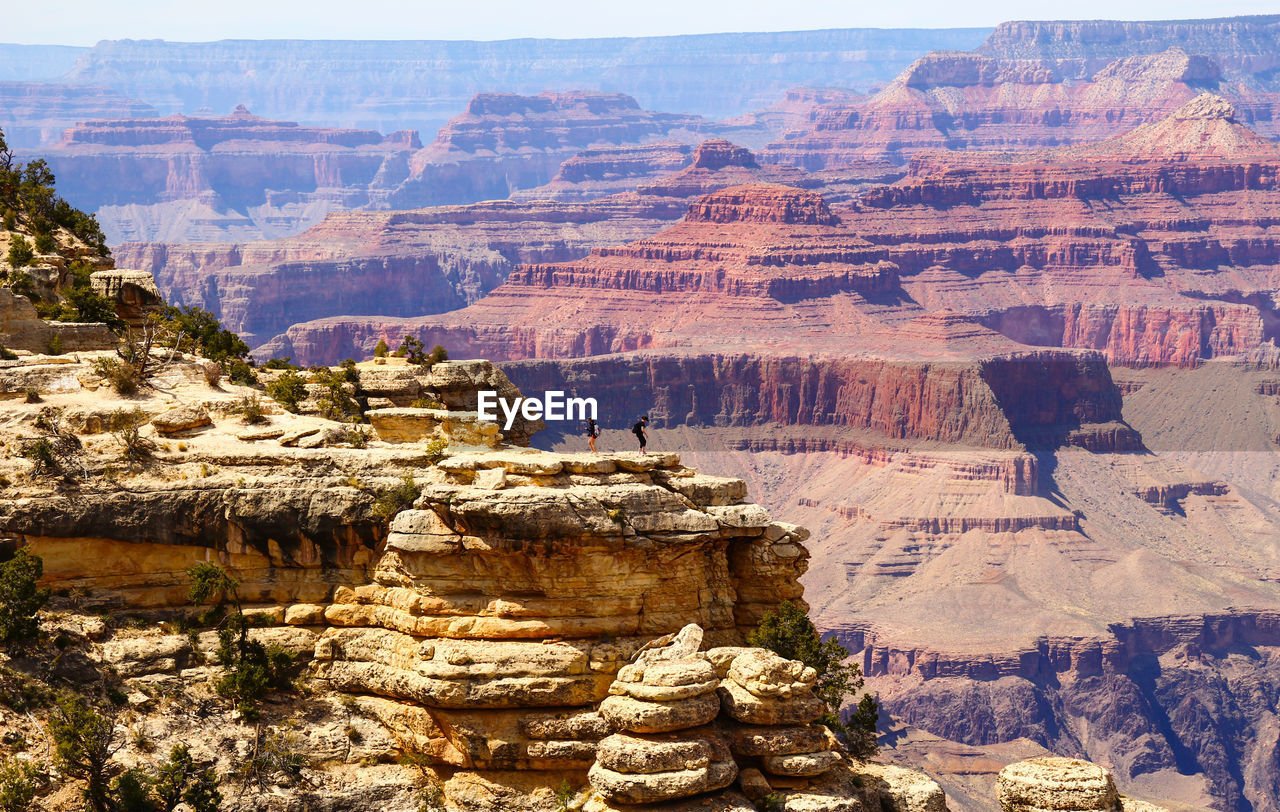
xmin=632 ymin=415 xmax=649 ymax=453
xmin=585 ymin=417 xmax=601 ymax=453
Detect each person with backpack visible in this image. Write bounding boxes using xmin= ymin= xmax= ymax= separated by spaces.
xmin=585 ymin=417 xmax=601 ymax=453
xmin=632 ymin=415 xmax=649 ymax=453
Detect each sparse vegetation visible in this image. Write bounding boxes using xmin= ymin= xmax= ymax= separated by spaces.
xmin=333 ymin=422 xmax=369 ymax=448
xmin=410 ymin=396 xmax=446 ymax=409
xmin=150 ymin=744 xmax=223 ymax=812
xmin=395 ymin=336 xmax=448 ymax=366
xmin=372 ymin=474 xmax=422 ymax=522
xmin=265 ymin=370 xmax=307 ymax=413
xmin=310 ymin=366 xmax=361 ymax=421
xmin=232 ymin=395 xmax=268 ymax=425
xmin=234 ymin=728 xmax=306 ymax=790
xmin=748 ymin=600 xmax=879 ymax=759
xmin=0 ymin=345 xmax=15 ymax=362
xmin=0 ymin=130 xmax=109 ymax=255
xmin=108 ymin=408 xmax=156 ymax=464
xmin=423 ymin=436 xmax=448 ymax=464
xmin=4 ymin=236 xmax=32 ymax=270
xmin=92 ymin=356 xmax=139 ymax=395
xmin=48 ymin=694 xmax=121 ymax=812
xmin=0 ymin=548 xmax=49 ymax=647
xmin=0 ymin=756 xmax=40 ymax=812
xmin=555 ymin=779 xmax=575 ymax=811
xmin=261 ymin=357 xmax=298 ymax=371
xmin=186 ymin=562 xmax=296 ymax=718
xmin=373 ymin=338 xmax=389 ymax=358
xmin=19 ymin=407 xmax=85 ymax=479
xmin=758 ymin=792 xmax=786 ymax=812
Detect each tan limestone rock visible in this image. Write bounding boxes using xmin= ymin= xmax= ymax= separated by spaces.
xmin=598 ymin=692 xmax=720 ymax=733
xmin=762 ymin=749 xmax=842 ymax=777
xmin=596 ymin=731 xmax=714 ymax=774
xmin=151 ymin=403 xmax=212 ymax=435
xmin=725 ymin=723 xmax=831 ymax=757
xmin=997 ymin=757 xmax=1120 ymax=811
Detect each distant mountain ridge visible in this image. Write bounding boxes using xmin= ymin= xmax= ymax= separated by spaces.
xmin=34 ymin=29 xmax=990 ymax=134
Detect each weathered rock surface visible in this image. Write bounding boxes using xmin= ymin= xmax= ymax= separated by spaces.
xmin=35 ymin=106 xmax=421 ymax=243
xmin=0 ymin=80 xmax=156 ymax=149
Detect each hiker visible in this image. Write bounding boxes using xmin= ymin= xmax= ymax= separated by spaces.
xmin=585 ymin=417 xmax=601 ymax=453
xmin=631 ymin=415 xmax=649 ymax=453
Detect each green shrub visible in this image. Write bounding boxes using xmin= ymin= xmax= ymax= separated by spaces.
xmin=92 ymin=356 xmax=139 ymax=395
xmin=5 ymin=237 xmax=32 ymax=269
xmin=152 ymin=744 xmax=222 ymax=812
xmin=265 ymin=371 xmax=307 ymax=413
xmin=373 ymin=339 xmax=389 ymax=358
xmin=372 ymin=475 xmax=421 ymax=522
xmin=0 ymin=756 xmax=40 ymax=812
xmin=0 ymin=345 xmax=14 ymax=361
xmin=32 ymin=232 xmax=54 ymax=255
xmin=59 ymin=286 xmax=119 ymax=326
xmin=0 ymin=548 xmax=49 ymax=647
xmin=310 ymin=367 xmax=360 ymax=421
xmin=227 ymin=359 xmax=257 ymax=385
xmin=186 ymin=563 xmax=296 ymax=718
xmin=261 ymin=357 xmax=297 ymax=370
xmin=233 ymin=395 xmax=267 ymax=425
xmin=162 ymin=306 xmax=249 ymax=367
xmin=20 ymin=408 xmax=84 ymax=479
xmin=748 ymin=600 xmax=879 ymax=759
xmin=108 ymin=408 xmax=156 ymax=464
xmin=0 ymin=210 xmax=14 ymax=232
xmin=49 ymin=694 xmax=119 ymax=812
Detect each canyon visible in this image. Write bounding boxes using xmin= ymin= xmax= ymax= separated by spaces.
xmin=43 ymin=29 xmax=990 ymax=134
xmin=239 ymin=98 xmax=1280 ymax=810
xmin=9 ymin=13 xmax=1280 ymax=812
xmin=114 ymin=139 xmax=813 ymax=349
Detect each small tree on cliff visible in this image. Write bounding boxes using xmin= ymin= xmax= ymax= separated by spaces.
xmin=748 ymin=601 xmax=879 ymax=759
xmin=186 ymin=562 xmax=294 ymax=719
xmin=373 ymin=338 xmax=389 ymax=359
xmin=0 ymin=547 xmax=49 ymax=647
xmin=48 ymin=694 xmax=121 ymax=812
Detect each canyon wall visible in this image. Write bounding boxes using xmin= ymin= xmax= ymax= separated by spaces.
xmin=59 ymin=29 xmax=991 ymax=134
xmin=0 ymin=81 xmax=157 ymax=148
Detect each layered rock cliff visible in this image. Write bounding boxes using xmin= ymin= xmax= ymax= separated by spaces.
xmin=0 ymin=80 xmax=156 ymax=149
xmin=0 ymin=342 xmax=957 ymax=811
xmin=387 ymin=92 xmax=711 ymax=208
xmin=33 ymin=105 xmax=421 ymax=243
xmin=762 ymin=47 xmax=1280 ymax=169
xmin=117 ymin=140 xmax=816 ymax=350
xmin=58 ymin=29 xmax=991 ymax=133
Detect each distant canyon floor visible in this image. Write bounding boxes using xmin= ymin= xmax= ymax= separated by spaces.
xmin=541 ymin=360 xmax=1280 ymax=812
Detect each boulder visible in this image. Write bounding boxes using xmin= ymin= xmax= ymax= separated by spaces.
xmin=151 ymin=403 xmax=212 ymax=435
xmin=997 ymin=757 xmax=1120 ymax=811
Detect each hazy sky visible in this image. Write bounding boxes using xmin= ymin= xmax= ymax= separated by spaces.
xmin=9 ymin=0 xmax=1280 ymax=45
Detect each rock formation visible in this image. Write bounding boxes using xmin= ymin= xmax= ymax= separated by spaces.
xmin=998 ymin=757 xmax=1168 ymax=812
xmin=387 ymin=92 xmax=711 ymax=208
xmin=116 ymin=140 xmax=814 ymax=351
xmin=0 ymin=80 xmax=156 ymax=149
xmin=762 ymin=47 xmax=1280 ymax=169
xmin=32 ymin=105 xmax=421 ymax=243
xmin=58 ymin=29 xmax=991 ymax=133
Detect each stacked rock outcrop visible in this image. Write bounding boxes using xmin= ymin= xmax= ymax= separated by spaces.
xmin=719 ymin=650 xmax=840 ymax=783
xmin=590 ymin=626 xmax=738 ymax=805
